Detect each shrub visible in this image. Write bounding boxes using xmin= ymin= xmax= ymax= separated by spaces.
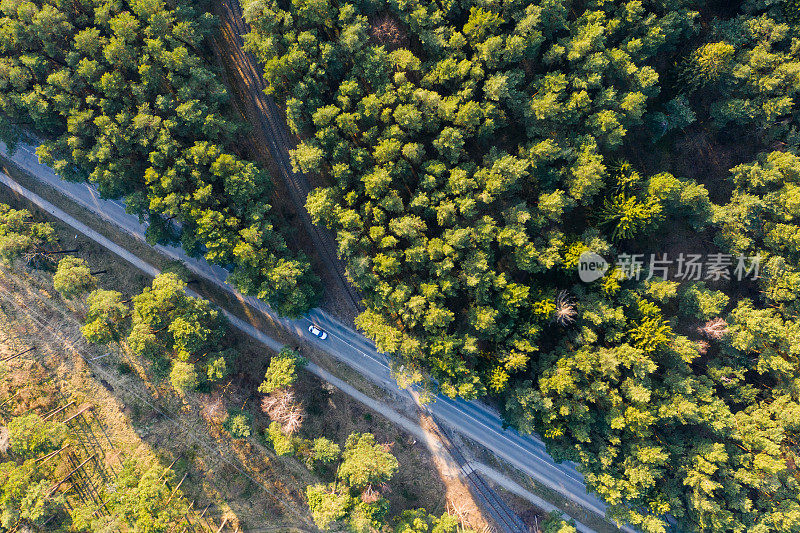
xmin=170 ymin=361 xmax=199 ymax=393
xmin=679 ymin=282 xmax=730 ymax=320
xmin=224 ymin=412 xmax=252 ymax=439
xmin=312 ymin=437 xmax=341 ymax=464
xmin=258 ymin=347 xmax=306 ymax=394
xmin=265 ymin=421 xmax=295 ymax=455
xmin=8 ymin=414 xmax=68 ymax=460
xmin=53 ymin=256 xmax=95 ymax=299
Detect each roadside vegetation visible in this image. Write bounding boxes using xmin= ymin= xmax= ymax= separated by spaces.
xmin=0 ymin=411 xmax=194 ymax=532
xmin=3 ymin=0 xmax=800 ymax=531
xmin=0 ymin=201 xmax=477 ymax=531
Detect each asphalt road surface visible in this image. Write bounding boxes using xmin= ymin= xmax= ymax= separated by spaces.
xmin=0 ymin=138 xmax=611 ymax=519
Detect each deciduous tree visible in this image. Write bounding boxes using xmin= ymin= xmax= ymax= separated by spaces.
xmin=53 ymin=256 xmax=95 ymax=299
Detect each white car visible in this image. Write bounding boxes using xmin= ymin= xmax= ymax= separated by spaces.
xmin=308 ymin=324 xmax=328 ymax=340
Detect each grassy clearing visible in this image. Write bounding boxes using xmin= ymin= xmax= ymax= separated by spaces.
xmin=0 ymin=266 xmax=312 ymax=529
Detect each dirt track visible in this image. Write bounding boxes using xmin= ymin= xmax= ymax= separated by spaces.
xmin=213 ymin=0 xmax=364 ymax=320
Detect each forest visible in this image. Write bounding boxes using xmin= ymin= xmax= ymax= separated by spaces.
xmin=1 ymin=0 xmax=800 ymax=531
xmin=0 ymin=412 xmax=194 ymax=531
xmin=239 ymin=0 xmax=800 ymax=531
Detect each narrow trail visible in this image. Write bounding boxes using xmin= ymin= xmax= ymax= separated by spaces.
xmin=215 ymin=0 xmax=364 ymax=314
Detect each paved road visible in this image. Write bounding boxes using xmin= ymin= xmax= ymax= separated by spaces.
xmin=207 ymin=3 xmax=621 ymax=525
xmin=0 ymin=162 xmax=603 ymax=533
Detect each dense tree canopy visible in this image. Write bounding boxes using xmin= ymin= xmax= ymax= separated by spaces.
xmin=7 ymin=414 xmax=67 ymax=461
xmin=244 ymin=0 xmax=703 ymax=398
xmin=0 ymin=0 xmax=318 ymax=316
xmin=0 ymin=458 xmax=64 ymax=529
xmin=78 ymin=272 xmax=236 ymax=393
xmin=244 ymin=0 xmax=800 ymax=531
xmin=305 ymin=431 xmax=398 ymax=531
xmin=128 ymin=272 xmax=234 ymax=390
xmin=2 ymin=0 xmax=800 ymax=529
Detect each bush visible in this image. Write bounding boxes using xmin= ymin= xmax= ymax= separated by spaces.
xmin=170 ymin=361 xmax=199 ymax=393
xmin=53 ymin=256 xmax=95 ymax=299
xmin=644 ymin=279 xmax=679 ymax=302
xmin=258 ymin=347 xmax=306 ymax=394
xmin=338 ymin=433 xmax=398 ymax=489
xmin=8 ymin=414 xmax=68 ymax=460
xmin=265 ymin=421 xmax=295 ymax=455
xmin=541 ymin=511 xmax=577 ymax=533
xmin=679 ymin=282 xmax=730 ymax=320
xmin=80 ymin=289 xmax=129 ymax=344
xmin=306 ymin=483 xmax=353 ymax=530
xmin=312 ymin=437 xmax=341 ymax=464
xmin=224 ymin=412 xmax=252 ymax=439
xmin=647 ymin=173 xmax=713 ymax=229
xmin=206 ymin=354 xmax=229 ymax=381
